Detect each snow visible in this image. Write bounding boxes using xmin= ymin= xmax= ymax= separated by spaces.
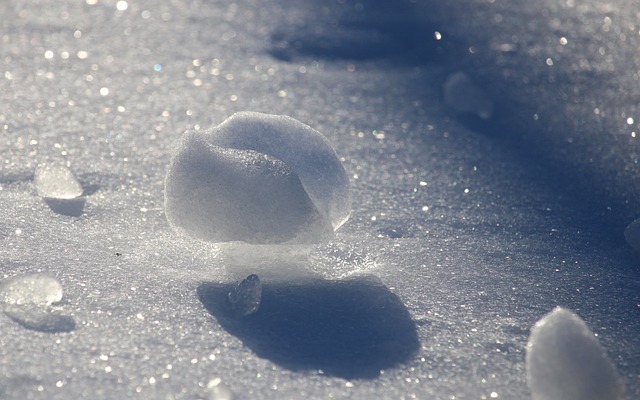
xmin=164 ymin=112 xmax=350 ymax=244
xmin=0 ymin=0 xmax=639 ymax=398
xmin=526 ymin=307 xmax=625 ymax=400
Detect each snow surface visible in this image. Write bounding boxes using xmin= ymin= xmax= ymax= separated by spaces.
xmin=1 ymin=0 xmax=639 ymax=399
xmin=526 ymin=307 xmax=625 ymax=400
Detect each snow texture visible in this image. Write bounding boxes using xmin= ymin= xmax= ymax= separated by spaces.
xmin=164 ymin=112 xmax=351 ymax=244
xmin=1 ymin=0 xmax=640 ymax=398
xmin=526 ymin=307 xmax=625 ymax=400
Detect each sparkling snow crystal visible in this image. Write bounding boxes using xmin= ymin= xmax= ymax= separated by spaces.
xmin=443 ymin=71 xmax=494 ymax=120
xmin=164 ymin=112 xmax=351 ymax=244
xmin=34 ymin=163 xmax=83 ymax=200
xmin=526 ymin=307 xmax=625 ymax=400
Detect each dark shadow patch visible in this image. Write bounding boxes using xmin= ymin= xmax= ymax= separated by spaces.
xmin=44 ymin=197 xmax=86 ymax=217
xmin=267 ymin=0 xmax=465 ymax=64
xmin=197 ymin=276 xmax=420 ymax=379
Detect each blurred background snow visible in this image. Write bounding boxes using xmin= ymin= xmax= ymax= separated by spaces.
xmin=1 ymin=0 xmax=639 ymax=398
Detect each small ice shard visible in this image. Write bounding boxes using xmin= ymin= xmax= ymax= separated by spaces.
xmin=206 ymin=378 xmax=233 ymax=400
xmin=0 ymin=273 xmax=63 ymax=305
xmin=34 ymin=163 xmax=83 ymax=199
xmin=443 ymin=71 xmax=494 ymax=120
xmin=164 ymin=111 xmax=351 ymax=244
xmin=623 ymin=218 xmax=640 ymax=252
xmin=526 ymin=307 xmax=625 ymax=400
xmin=4 ymin=305 xmax=76 ymax=333
xmin=228 ymin=274 xmax=262 ymax=317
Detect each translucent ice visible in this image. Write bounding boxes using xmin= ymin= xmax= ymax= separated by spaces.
xmin=443 ymin=71 xmax=494 ymax=120
xmin=0 ymin=273 xmax=63 ymax=305
xmin=623 ymin=218 xmax=640 ymax=252
xmin=228 ymin=274 xmax=262 ymax=317
xmin=526 ymin=307 xmax=625 ymax=400
xmin=34 ymin=163 xmax=83 ymax=199
xmin=164 ymin=112 xmax=351 ymax=244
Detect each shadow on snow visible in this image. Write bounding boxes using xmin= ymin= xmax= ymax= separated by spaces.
xmin=197 ymin=275 xmax=420 ymax=380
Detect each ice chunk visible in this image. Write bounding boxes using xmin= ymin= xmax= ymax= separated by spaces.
xmin=34 ymin=163 xmax=83 ymax=199
xmin=228 ymin=274 xmax=262 ymax=317
xmin=164 ymin=112 xmax=351 ymax=244
xmin=4 ymin=305 xmax=76 ymax=333
xmin=526 ymin=307 xmax=625 ymax=400
xmin=0 ymin=273 xmax=63 ymax=305
xmin=206 ymin=378 xmax=233 ymax=400
xmin=623 ymin=218 xmax=640 ymax=252
xmin=443 ymin=71 xmax=494 ymax=120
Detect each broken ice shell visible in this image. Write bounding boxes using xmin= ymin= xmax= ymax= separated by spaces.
xmin=443 ymin=71 xmax=494 ymax=120
xmin=164 ymin=112 xmax=351 ymax=244
xmin=34 ymin=163 xmax=83 ymax=200
xmin=228 ymin=274 xmax=262 ymax=317
xmin=623 ymin=218 xmax=640 ymax=252
xmin=0 ymin=273 xmax=63 ymax=306
xmin=526 ymin=307 xmax=625 ymax=400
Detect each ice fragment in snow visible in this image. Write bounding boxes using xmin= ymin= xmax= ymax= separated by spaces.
xmin=4 ymin=305 xmax=76 ymax=333
xmin=0 ymin=273 xmax=63 ymax=305
xmin=443 ymin=72 xmax=494 ymax=120
xmin=206 ymin=378 xmax=233 ymax=400
xmin=34 ymin=163 xmax=83 ymax=199
xmin=228 ymin=274 xmax=262 ymax=317
xmin=623 ymin=218 xmax=640 ymax=252
xmin=164 ymin=111 xmax=351 ymax=244
xmin=526 ymin=307 xmax=625 ymax=400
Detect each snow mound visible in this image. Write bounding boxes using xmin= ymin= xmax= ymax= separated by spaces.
xmin=526 ymin=307 xmax=625 ymax=400
xmin=443 ymin=72 xmax=494 ymax=120
xmin=164 ymin=112 xmax=351 ymax=244
xmin=34 ymin=163 xmax=83 ymax=200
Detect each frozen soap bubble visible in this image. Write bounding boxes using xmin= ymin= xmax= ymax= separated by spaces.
xmin=0 ymin=273 xmax=64 ymax=305
xmin=443 ymin=71 xmax=494 ymax=120
xmin=165 ymin=112 xmax=351 ymax=244
xmin=526 ymin=307 xmax=625 ymax=400
xmin=34 ymin=163 xmax=83 ymax=199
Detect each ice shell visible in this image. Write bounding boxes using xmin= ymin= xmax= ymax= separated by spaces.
xmin=526 ymin=307 xmax=625 ymax=400
xmin=164 ymin=112 xmax=351 ymax=244
xmin=34 ymin=163 xmax=83 ymax=200
xmin=0 ymin=273 xmax=64 ymax=305
xmin=443 ymin=71 xmax=494 ymax=120
xmin=228 ymin=274 xmax=262 ymax=317
xmin=623 ymin=218 xmax=640 ymax=252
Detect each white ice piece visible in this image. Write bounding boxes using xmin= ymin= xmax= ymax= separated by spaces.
xmin=526 ymin=307 xmax=625 ymax=400
xmin=0 ymin=273 xmax=64 ymax=305
xmin=164 ymin=112 xmax=351 ymax=244
xmin=443 ymin=71 xmax=494 ymax=120
xmin=623 ymin=218 xmax=640 ymax=252
xmin=34 ymin=163 xmax=83 ymax=199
